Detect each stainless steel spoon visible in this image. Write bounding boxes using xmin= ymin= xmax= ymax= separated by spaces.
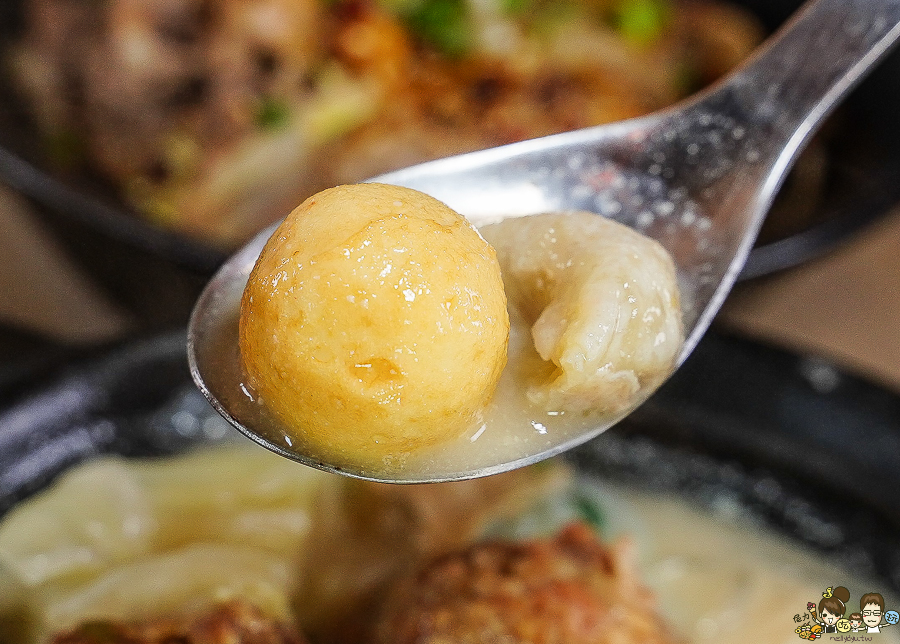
xmin=189 ymin=0 xmax=900 ymax=483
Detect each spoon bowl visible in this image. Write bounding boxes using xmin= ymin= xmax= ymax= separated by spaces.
xmin=189 ymin=0 xmax=900 ymax=483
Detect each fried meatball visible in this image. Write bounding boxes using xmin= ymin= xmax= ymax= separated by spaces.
xmin=52 ymin=600 xmax=306 ymax=644
xmin=371 ymin=523 xmax=676 ymax=644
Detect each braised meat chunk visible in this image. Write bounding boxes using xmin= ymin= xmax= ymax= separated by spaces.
xmin=371 ymin=522 xmax=677 ymax=644
xmin=51 ymin=600 xmax=307 ymax=644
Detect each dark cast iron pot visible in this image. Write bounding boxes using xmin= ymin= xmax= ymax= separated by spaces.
xmin=1 ymin=329 xmax=899 ymax=597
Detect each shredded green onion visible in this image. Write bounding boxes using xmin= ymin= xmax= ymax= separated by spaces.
xmin=404 ymin=0 xmax=472 ymax=57
xmin=612 ymin=0 xmax=669 ymax=46
xmin=571 ymin=491 xmax=606 ymax=530
xmin=255 ymin=97 xmax=291 ymax=130
xmin=500 ymin=0 xmax=534 ymax=17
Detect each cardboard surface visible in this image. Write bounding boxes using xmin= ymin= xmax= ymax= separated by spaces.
xmin=720 ymin=208 xmax=900 ymax=391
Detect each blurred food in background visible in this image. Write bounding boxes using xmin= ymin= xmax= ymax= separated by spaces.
xmin=6 ymin=0 xmax=763 ymax=247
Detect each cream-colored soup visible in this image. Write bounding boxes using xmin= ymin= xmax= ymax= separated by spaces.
xmin=576 ymin=484 xmax=900 ymax=644
xmin=0 ymin=443 xmax=893 ymax=643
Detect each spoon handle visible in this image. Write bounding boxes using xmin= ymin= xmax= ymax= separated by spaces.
xmin=637 ymin=0 xmax=900 ymax=361
xmin=716 ymin=0 xmax=900 ymax=156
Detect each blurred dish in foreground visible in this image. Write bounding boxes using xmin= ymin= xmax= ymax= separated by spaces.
xmin=0 ymin=331 xmax=899 ymax=643
xmin=1 ymin=443 xmax=898 ymax=644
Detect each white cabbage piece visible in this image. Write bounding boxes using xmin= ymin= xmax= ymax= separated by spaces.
xmin=36 ymin=543 xmax=295 ymax=641
xmin=131 ymin=444 xmax=332 ymax=555
xmin=0 ymin=460 xmax=156 ymax=588
xmin=0 ymin=444 xmax=336 ymax=643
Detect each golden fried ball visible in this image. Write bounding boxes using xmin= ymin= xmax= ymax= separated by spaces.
xmin=239 ymin=183 xmax=509 ymax=469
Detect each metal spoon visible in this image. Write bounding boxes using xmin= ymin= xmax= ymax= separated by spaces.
xmin=189 ymin=0 xmax=900 ymax=483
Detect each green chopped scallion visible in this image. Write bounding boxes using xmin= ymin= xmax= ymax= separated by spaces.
xmin=404 ymin=0 xmax=472 ymax=57
xmin=255 ymin=97 xmax=291 ymax=130
xmin=501 ymin=0 xmax=534 ymax=17
xmin=571 ymin=492 xmax=606 ymax=530
xmin=612 ymin=0 xmax=669 ymax=46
